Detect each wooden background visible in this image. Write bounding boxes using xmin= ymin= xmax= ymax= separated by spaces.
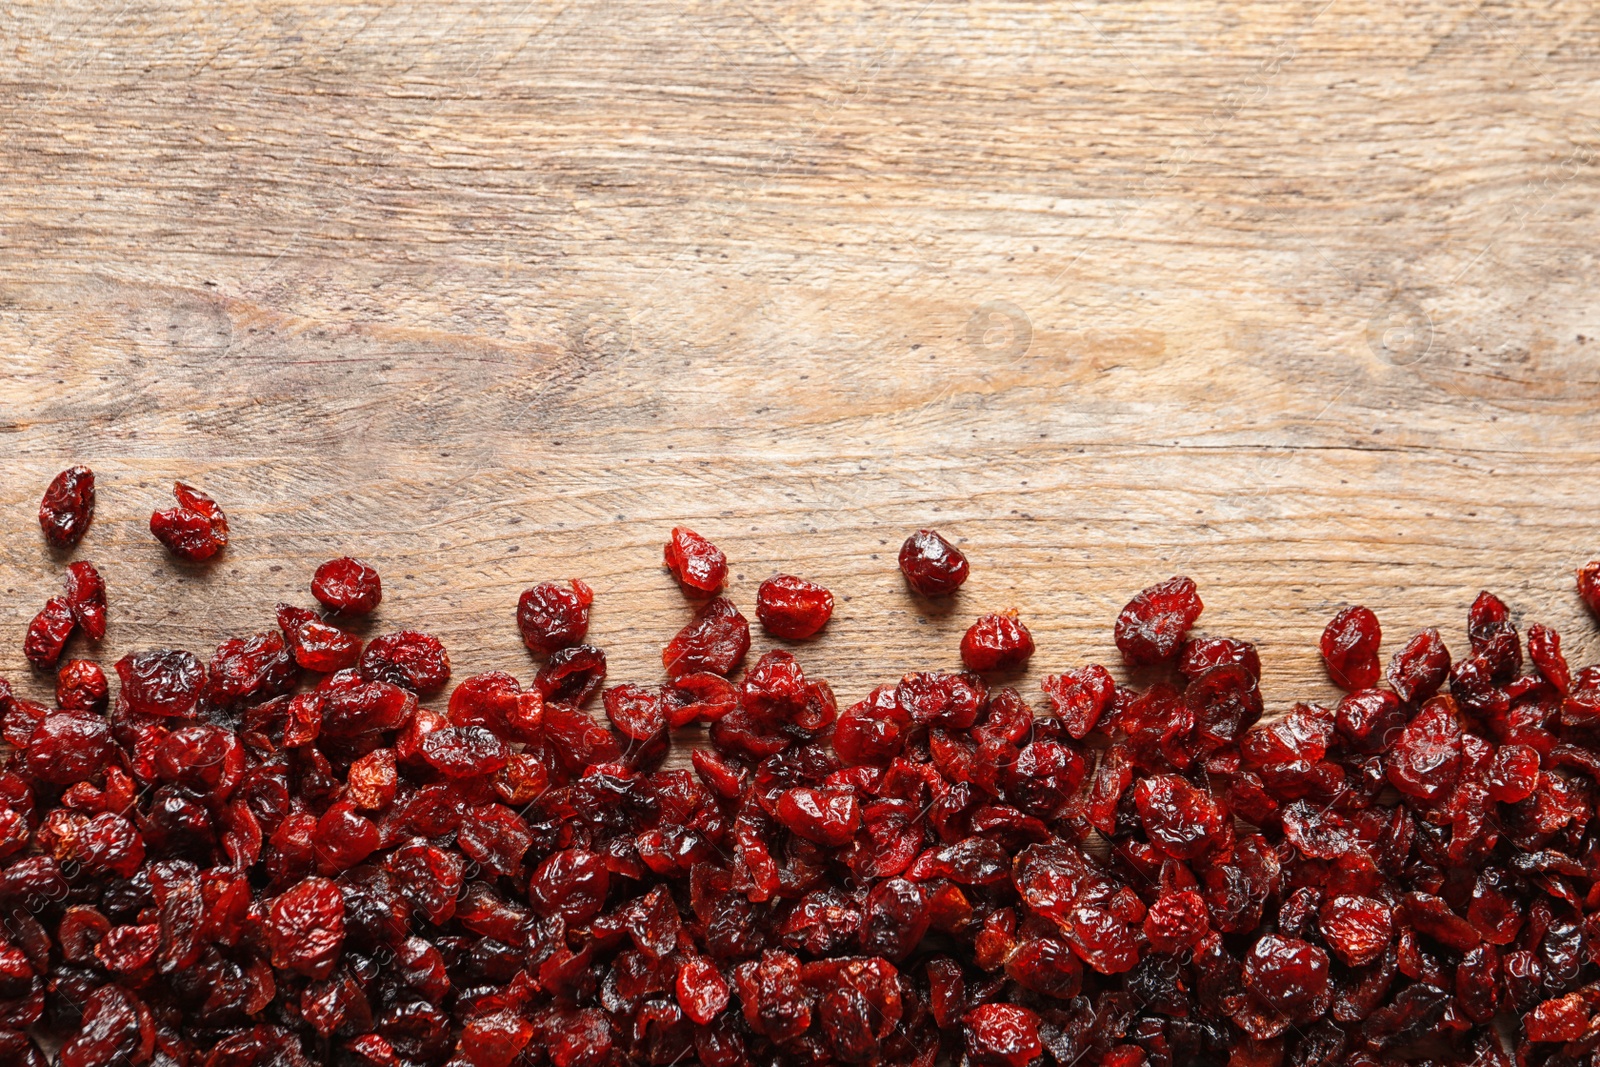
xmin=2 ymin=0 xmax=1599 ymax=761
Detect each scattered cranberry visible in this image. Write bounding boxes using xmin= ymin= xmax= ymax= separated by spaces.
xmin=898 ymin=529 xmax=969 ymax=596
xmin=1114 ymin=575 xmax=1202 ymax=665
xmin=5 ymin=502 xmax=1600 ymax=1064
xmin=755 ymin=574 xmax=834 ymax=639
xmin=959 ymin=610 xmax=1034 ymax=672
xmin=23 ymin=597 xmax=75 ymax=669
xmin=662 ymin=597 xmax=750 ymax=680
xmin=517 ymin=579 xmax=593 ymax=653
xmin=149 ymin=481 xmax=229 ymax=560
xmin=1579 ymin=560 xmax=1600 ymax=617
xmin=663 ymin=527 xmax=727 ymax=594
xmin=1319 ymin=604 xmax=1381 ymax=690
xmin=39 ymin=465 xmax=95 ymax=548
xmin=62 ymin=561 xmax=106 ymax=641
xmin=312 ymin=556 xmax=383 ymax=614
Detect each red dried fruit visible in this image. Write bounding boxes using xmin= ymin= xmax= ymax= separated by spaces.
xmin=150 ymin=480 xmax=230 ymax=561
xmin=1179 ymin=635 xmax=1261 ymax=681
xmin=663 ymin=597 xmax=750 ymax=680
xmin=1386 ymin=627 xmax=1451 ymax=703
xmin=530 ymin=849 xmax=610 ymax=925
xmin=361 ymin=630 xmax=450 ymax=693
xmin=116 ymin=649 xmax=206 ymax=716
xmin=959 ymin=610 xmax=1034 ymax=672
xmin=1142 ymin=890 xmax=1209 ymax=954
xmin=963 ymin=1004 xmax=1042 ymax=1067
xmin=755 ymin=574 xmax=834 ymax=639
xmin=1241 ymin=934 xmax=1330 ymax=1022
xmin=1318 ymin=895 xmax=1393 ymax=966
xmin=775 ymin=786 xmax=860 ymax=846
xmin=534 ymin=644 xmax=607 ymax=705
xmin=62 ymin=561 xmax=106 ymax=641
xmin=23 ymin=597 xmax=74 ymax=669
xmin=664 ymin=527 xmax=727 ymax=594
xmin=1578 ymin=560 xmax=1600 ymax=617
xmin=516 ymin=579 xmax=593 ymax=653
xmin=1320 ymin=605 xmax=1381 ymax=691
xmin=267 ymin=876 xmax=345 ymax=979
xmin=312 ymin=556 xmax=383 ymax=614
xmin=1133 ymin=774 xmax=1225 ymax=859
xmin=39 ymin=466 xmax=95 ymax=548
xmin=1114 ymin=575 xmax=1202 ymax=665
xmin=1527 ymin=992 xmax=1590 ymax=1042
xmin=55 ymin=659 xmax=108 ymax=712
xmin=1040 ymin=665 xmax=1114 ymax=739
xmin=898 ymin=528 xmax=969 ymax=596
xmin=603 ymin=683 xmax=664 ymax=740
xmin=278 ymin=604 xmax=362 ymax=672
xmin=676 ymin=956 xmax=730 ymax=1026
xmin=1385 ymin=697 xmax=1461 ymax=800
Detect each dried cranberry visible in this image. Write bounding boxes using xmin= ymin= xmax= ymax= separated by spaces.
xmin=278 ymin=604 xmax=362 ymax=673
xmin=1114 ymin=576 xmax=1202 ymax=665
xmin=309 ymin=556 xmax=382 ymax=614
xmin=62 ymin=561 xmax=106 ymax=641
xmin=116 ymin=648 xmax=205 ymax=716
xmin=755 ymin=574 xmax=834 ymax=639
xmin=150 ymin=481 xmax=229 ymax=561
xmin=663 ymin=598 xmax=750 ymax=680
xmin=361 ymin=631 xmax=450 ymax=693
xmin=1578 ymin=560 xmax=1600 ymax=617
xmin=1386 ymin=628 xmax=1451 ymax=703
xmin=23 ymin=598 xmax=74 ymax=669
xmin=55 ymin=660 xmax=108 ymax=712
xmin=39 ymin=466 xmax=95 ymax=548
xmin=959 ymin=611 xmax=1034 ymax=672
xmin=1319 ymin=605 xmax=1381 ymax=690
xmin=663 ymin=527 xmax=727 ymax=594
xmin=898 ymin=529 xmax=969 ymax=596
xmin=535 ymin=645 xmax=608 ymax=706
xmin=963 ymin=1004 xmax=1042 ymax=1067
xmin=267 ymin=877 xmax=345 ymax=978
xmin=517 ymin=579 xmax=593 ymax=653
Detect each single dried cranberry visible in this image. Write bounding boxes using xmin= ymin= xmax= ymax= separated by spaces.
xmin=1114 ymin=576 xmax=1202 ymax=665
xmin=530 ymin=849 xmax=610 ymax=925
xmin=1487 ymin=743 xmax=1539 ymax=802
xmin=1319 ymin=605 xmax=1381 ymax=691
xmin=959 ymin=611 xmax=1034 ymax=672
xmin=39 ymin=466 xmax=95 ymax=548
xmin=1040 ymin=665 xmax=1114 ymax=739
xmin=1385 ymin=697 xmax=1461 ymax=801
xmin=116 ymin=649 xmax=205 ymax=716
xmin=55 ymin=660 xmax=108 ymax=712
xmin=267 ymin=877 xmax=345 ymax=978
xmin=61 ymin=561 xmax=106 ymax=641
xmin=1386 ymin=628 xmax=1451 ymax=703
xmin=535 ymin=645 xmax=608 ymax=706
xmin=755 ymin=574 xmax=834 ymax=639
xmin=361 ymin=631 xmax=450 ymax=694
xmin=1318 ymin=895 xmax=1393 ymax=966
xmin=898 ymin=529 xmax=969 ymax=596
xmin=663 ymin=598 xmax=750 ymax=680
xmin=1577 ymin=560 xmax=1600 ymax=617
xmin=23 ymin=597 xmax=75 ymax=669
xmin=603 ymin=684 xmax=665 ymax=740
xmin=278 ymin=604 xmax=362 ymax=673
xmin=1241 ymin=934 xmax=1330 ymax=1021
xmin=150 ymin=481 xmax=229 ymax=561
xmin=775 ymin=786 xmax=860 ymax=846
xmin=517 ymin=579 xmax=593 ymax=654
xmin=664 ymin=527 xmax=727 ymax=594
xmin=312 ymin=557 xmax=383 ymax=614
xmin=963 ymin=1004 xmax=1042 ymax=1067
xmin=1134 ymin=774 xmax=1225 ymax=859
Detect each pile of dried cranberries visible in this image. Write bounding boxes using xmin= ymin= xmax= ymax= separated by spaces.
xmin=5 ymin=469 xmax=1600 ymax=1067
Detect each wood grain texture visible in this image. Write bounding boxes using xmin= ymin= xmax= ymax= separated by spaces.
xmin=2 ymin=0 xmax=1600 ymax=761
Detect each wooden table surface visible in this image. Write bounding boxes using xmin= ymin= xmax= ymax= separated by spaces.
xmin=2 ymin=1 xmax=1598 ymax=758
